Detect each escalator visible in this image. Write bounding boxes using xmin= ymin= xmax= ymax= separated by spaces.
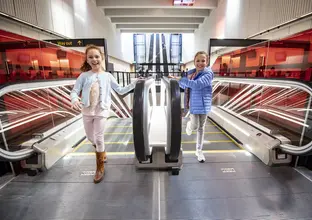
xmin=2 ymin=76 xmax=312 ymax=173
xmin=2 ymin=77 xmax=312 ymax=220
xmin=0 ymin=78 xmax=135 ymax=178
xmin=210 ymin=77 xmax=312 ymax=163
xmin=0 ymin=79 xmax=80 ymax=177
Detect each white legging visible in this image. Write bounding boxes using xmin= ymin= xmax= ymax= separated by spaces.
xmin=82 ymin=115 xmax=107 ymax=152
xmin=188 ymin=114 xmax=208 ymax=150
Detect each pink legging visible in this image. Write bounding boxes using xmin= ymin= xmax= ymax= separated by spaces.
xmin=82 ymin=115 xmax=107 ymax=152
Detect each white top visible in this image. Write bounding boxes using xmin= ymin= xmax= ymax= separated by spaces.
xmin=71 ymin=71 xmax=137 ymax=111
xmin=82 ymin=79 xmax=109 ymax=117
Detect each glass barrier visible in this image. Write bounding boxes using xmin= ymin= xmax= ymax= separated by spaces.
xmin=0 ymin=80 xmax=134 ymax=156
xmin=0 ymin=81 xmax=78 ymax=152
xmin=212 ymin=78 xmax=312 ymax=147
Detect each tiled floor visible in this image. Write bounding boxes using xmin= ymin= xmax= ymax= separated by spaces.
xmin=1 ymin=118 xmax=312 ymax=220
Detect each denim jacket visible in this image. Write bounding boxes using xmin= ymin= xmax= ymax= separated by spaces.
xmin=71 ymin=71 xmax=137 ymax=110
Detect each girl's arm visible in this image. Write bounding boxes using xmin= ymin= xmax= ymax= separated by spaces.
xmin=70 ymin=74 xmax=84 ymax=104
xmin=109 ymin=74 xmax=138 ymax=95
xmin=179 ymin=71 xmax=213 ymax=90
xmin=168 ymin=75 xmax=186 ymax=89
xmin=178 ymin=79 xmax=186 ymax=89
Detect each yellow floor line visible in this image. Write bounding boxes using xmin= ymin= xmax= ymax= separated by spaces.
xmin=102 ymin=131 xmax=223 ymax=135
xmin=183 ymin=131 xmax=223 ymax=134
xmin=72 ymin=139 xmax=87 ymax=152
xmin=82 ymin=140 xmax=233 ymax=145
xmin=182 ymin=140 xmax=233 ymax=144
xmin=70 ymin=152 xmax=135 ymax=156
xmin=183 ymin=124 xmax=215 ymax=127
xmin=105 ymin=125 xmax=216 ymax=128
xmin=104 ymin=132 xmax=133 ymax=134
xmin=106 ymin=126 xmax=132 ymax=128
xmin=208 ymin=119 xmax=244 ymax=150
xmin=184 ymin=149 xmax=246 ymax=153
xmin=69 ymin=149 xmax=246 ymax=156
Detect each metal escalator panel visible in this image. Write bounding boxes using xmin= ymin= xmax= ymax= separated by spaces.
xmin=110 ymin=90 xmax=132 ymax=118
xmin=161 ymin=77 xmax=181 ymax=161
xmin=133 ymin=78 xmax=155 ymax=162
xmin=0 ymin=80 xmax=80 ymax=161
xmin=133 ymin=79 xmax=146 ymax=161
xmin=211 ymin=77 xmax=312 ymax=156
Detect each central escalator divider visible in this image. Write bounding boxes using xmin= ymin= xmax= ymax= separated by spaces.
xmin=132 ymin=77 xmax=182 ymax=175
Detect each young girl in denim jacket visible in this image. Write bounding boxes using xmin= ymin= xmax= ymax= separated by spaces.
xmin=170 ymin=51 xmax=214 ymax=162
xmin=71 ymin=45 xmax=137 ymax=183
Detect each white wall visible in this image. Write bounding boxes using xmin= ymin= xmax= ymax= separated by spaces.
xmin=0 ymin=0 xmax=133 ymax=62
xmin=185 ymin=60 xmax=195 ymax=71
xmin=0 ymin=16 xmax=55 ymax=40
xmin=108 ymin=56 xmax=131 ymax=72
xmin=121 ymin=33 xmax=134 ymax=63
xmin=195 ymin=0 xmax=312 ymax=61
xmin=182 ymin=33 xmax=195 ymax=63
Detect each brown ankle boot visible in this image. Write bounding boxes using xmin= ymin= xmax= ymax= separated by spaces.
xmin=103 ymin=151 xmax=107 ymax=162
xmin=93 ymin=145 xmax=107 ymax=163
xmin=94 ymin=151 xmax=105 ymax=183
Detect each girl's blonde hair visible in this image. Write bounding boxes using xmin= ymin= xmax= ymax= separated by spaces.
xmin=194 ymin=51 xmax=209 ymax=66
xmin=80 ymin=44 xmax=105 ymax=72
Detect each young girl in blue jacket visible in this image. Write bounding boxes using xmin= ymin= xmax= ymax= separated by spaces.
xmin=71 ymin=45 xmax=137 ymax=183
xmin=170 ymin=51 xmax=214 ymax=162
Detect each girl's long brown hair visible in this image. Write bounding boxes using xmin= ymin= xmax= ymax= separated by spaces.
xmin=80 ymin=44 xmax=105 ymax=72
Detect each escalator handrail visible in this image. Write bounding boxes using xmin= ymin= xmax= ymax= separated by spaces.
xmin=161 ymin=77 xmax=181 ymax=161
xmin=0 ymin=115 xmax=83 ymax=162
xmin=214 ymin=77 xmax=312 ymax=155
xmin=278 ymin=144 xmax=312 ymax=155
xmin=133 ymin=77 xmax=155 ymax=162
xmin=0 ymin=77 xmax=137 ymax=160
xmin=213 ymin=77 xmax=312 ymax=95
xmin=0 ymin=79 xmax=76 ymax=162
xmin=0 ymin=79 xmax=76 ymax=98
xmin=0 ymin=147 xmax=35 ymax=162
xmin=0 ymin=77 xmax=137 ymax=161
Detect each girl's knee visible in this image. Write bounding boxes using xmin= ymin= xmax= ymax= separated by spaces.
xmin=190 ymin=122 xmax=199 ymax=131
xmin=95 ymin=138 xmax=103 ymax=146
xmin=198 ymin=126 xmax=204 ymax=132
xmin=86 ymin=135 xmax=94 ymax=143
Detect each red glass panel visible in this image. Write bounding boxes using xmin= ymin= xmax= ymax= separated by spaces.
xmin=0 ymin=29 xmax=85 ymax=84
xmin=211 ymin=28 xmax=312 ymax=82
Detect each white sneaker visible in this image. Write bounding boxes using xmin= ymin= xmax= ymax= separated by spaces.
xmin=195 ymin=150 xmax=205 ymax=163
xmin=186 ymin=121 xmax=192 ymax=136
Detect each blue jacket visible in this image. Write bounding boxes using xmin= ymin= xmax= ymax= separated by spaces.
xmin=71 ymin=71 xmax=137 ymax=110
xmin=179 ymin=67 xmax=214 ymax=114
